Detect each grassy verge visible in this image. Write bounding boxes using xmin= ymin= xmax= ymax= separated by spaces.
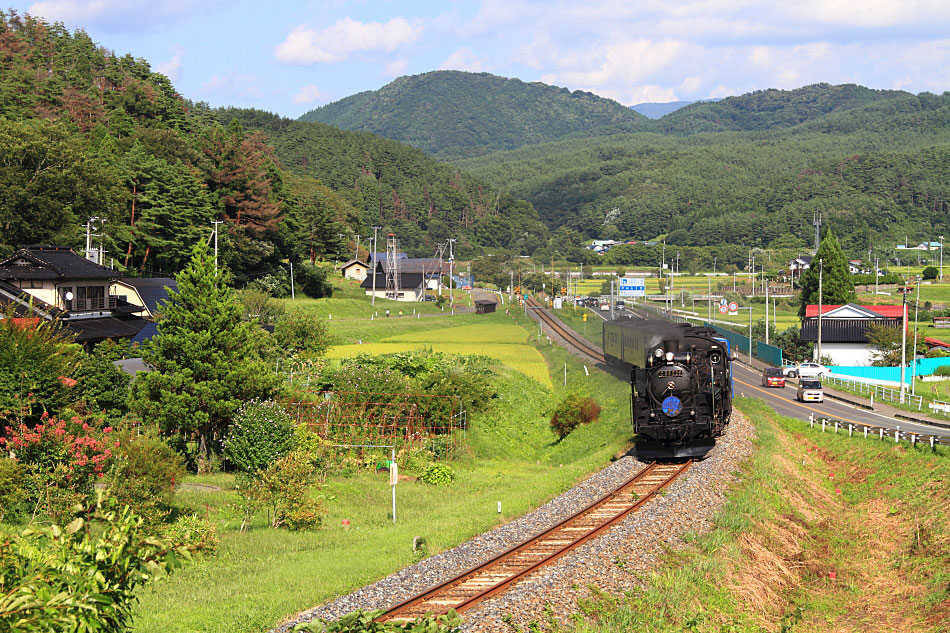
xmin=133 ymin=311 xmax=634 ymax=633
xmin=571 ymin=397 xmax=950 ymax=633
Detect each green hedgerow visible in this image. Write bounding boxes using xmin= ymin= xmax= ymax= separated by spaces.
xmin=223 ymin=400 xmax=296 ymax=474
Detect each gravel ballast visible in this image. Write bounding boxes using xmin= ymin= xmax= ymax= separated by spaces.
xmin=272 ymin=409 xmax=757 ymax=632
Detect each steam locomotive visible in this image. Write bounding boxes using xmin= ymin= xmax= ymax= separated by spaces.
xmin=603 ymin=318 xmax=733 ymax=458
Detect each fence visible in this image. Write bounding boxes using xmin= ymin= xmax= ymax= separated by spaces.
xmin=803 ymin=413 xmax=950 ymax=449
xmin=821 ymin=374 xmax=925 ymax=411
xmin=827 ymin=358 xmax=950 ymax=383
xmin=703 ymin=323 xmax=784 ymax=367
xmin=284 ymin=391 xmax=466 ymax=460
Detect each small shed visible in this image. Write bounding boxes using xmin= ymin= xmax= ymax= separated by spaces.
xmin=340 ymin=259 xmax=369 ymax=282
xmin=474 ymin=299 xmax=497 ymax=314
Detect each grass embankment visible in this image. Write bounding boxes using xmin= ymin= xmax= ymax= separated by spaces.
xmin=572 ymin=398 xmax=950 ymax=633
xmin=133 ymin=309 xmax=633 ymax=633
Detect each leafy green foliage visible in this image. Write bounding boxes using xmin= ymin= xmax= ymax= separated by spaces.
xmin=420 ymin=463 xmax=455 ymax=486
xmin=300 ymin=70 xmax=649 ymax=158
xmin=0 ymin=496 xmax=202 ymax=632
xmin=0 ymin=309 xmax=81 ymax=426
xmin=798 ymin=229 xmax=856 ymax=316
xmin=550 ymin=393 xmax=601 ymax=439
xmin=162 ymin=513 xmax=219 ymax=555
xmin=106 ymin=430 xmax=185 ymax=528
xmin=293 ymin=609 xmax=462 ymax=633
xmin=240 ymin=451 xmax=324 ymax=531
xmin=295 ymin=261 xmax=335 ymax=299
xmin=923 ymin=266 xmax=939 ymax=280
xmin=131 ymin=242 xmax=280 ymax=465
xmin=273 ymin=309 xmax=331 ymax=357
xmin=74 ymin=341 xmax=131 ymax=419
xmin=0 ymin=458 xmax=29 ymax=522
xmin=223 ymin=400 xmax=296 ymax=474
xmin=867 ymin=323 xmax=904 ymax=366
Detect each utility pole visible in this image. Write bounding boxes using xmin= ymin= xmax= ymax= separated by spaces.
xmin=211 ymin=220 xmax=224 ymax=275
xmin=875 ymin=257 xmax=879 ymax=296
xmin=813 ymin=211 xmax=822 ymax=252
xmin=371 ymin=225 xmax=381 ymax=306
xmin=912 ymin=277 xmax=921 ymax=395
xmin=817 ymin=259 xmax=823 ymax=363
xmin=354 ymin=234 xmax=361 ymax=262
xmin=900 ymin=288 xmax=908 ymax=402
xmin=765 ymin=277 xmax=769 ymax=345
xmin=941 ymin=235 xmax=945 ymax=281
xmin=448 ymin=238 xmax=456 ymax=307
xmin=289 ymin=261 xmax=295 ymax=299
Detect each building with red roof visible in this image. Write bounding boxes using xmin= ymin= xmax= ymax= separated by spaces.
xmin=801 ymin=303 xmax=906 ymax=366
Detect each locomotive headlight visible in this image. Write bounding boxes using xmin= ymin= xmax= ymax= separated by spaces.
xmin=654 ymin=348 xmax=664 ymax=358
xmin=665 ymin=352 xmax=674 ymax=362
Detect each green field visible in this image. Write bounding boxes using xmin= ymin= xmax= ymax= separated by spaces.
xmin=132 ymin=309 xmax=634 ymax=633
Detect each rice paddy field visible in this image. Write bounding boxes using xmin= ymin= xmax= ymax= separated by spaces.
xmin=325 ymin=323 xmax=552 ymax=388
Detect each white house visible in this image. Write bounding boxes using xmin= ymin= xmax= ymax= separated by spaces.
xmin=800 ymin=303 xmax=905 ymax=366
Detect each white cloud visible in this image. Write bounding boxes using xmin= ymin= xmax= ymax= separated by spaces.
xmin=439 ymin=48 xmax=486 ymax=72
xmin=27 ymin=0 xmax=222 ymax=32
xmin=385 ymin=58 xmax=409 ymax=77
xmin=679 ymin=76 xmax=703 ymax=94
xmin=626 ymin=85 xmax=678 ymax=104
xmin=550 ymin=39 xmax=689 ymax=89
xmin=275 ymin=17 xmax=420 ymax=65
xmin=201 ymin=74 xmax=264 ymax=101
xmin=292 ymin=84 xmax=328 ymax=105
xmin=155 ymin=46 xmax=183 ymax=82
xmin=708 ymin=84 xmax=734 ymax=98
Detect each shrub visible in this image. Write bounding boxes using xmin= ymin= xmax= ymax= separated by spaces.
xmin=164 ymin=513 xmax=219 ymax=555
xmin=74 ymin=340 xmax=131 ymax=418
xmin=550 ymin=393 xmax=601 ymax=439
xmin=420 ymin=463 xmax=455 ymax=486
xmin=293 ymin=609 xmax=462 ymax=633
xmin=224 ymin=400 xmax=296 ymax=474
xmin=0 ymin=496 xmax=201 ymax=632
xmin=106 ymin=430 xmax=185 ymax=528
xmin=239 ymin=288 xmax=285 ymax=325
xmin=295 ymin=261 xmax=334 ymax=299
xmin=0 ymin=458 xmax=29 ymax=522
xmin=274 ymin=309 xmax=331 ymax=357
xmin=933 ymin=364 xmax=950 ymax=376
xmin=243 ymin=451 xmax=324 ymax=531
xmin=923 ymin=266 xmax=939 ymax=280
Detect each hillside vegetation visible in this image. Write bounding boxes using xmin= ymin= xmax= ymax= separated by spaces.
xmin=300 ymin=70 xmax=650 ymax=159
xmin=0 ymin=12 xmax=547 ymax=278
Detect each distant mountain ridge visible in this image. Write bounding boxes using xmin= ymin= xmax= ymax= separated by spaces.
xmin=630 ymin=99 xmax=721 ymax=119
xmin=299 ymin=70 xmax=650 ymax=158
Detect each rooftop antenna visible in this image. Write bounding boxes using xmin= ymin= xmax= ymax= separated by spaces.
xmin=83 ymin=216 xmax=102 ymax=263
xmin=385 ymin=233 xmax=400 ymax=300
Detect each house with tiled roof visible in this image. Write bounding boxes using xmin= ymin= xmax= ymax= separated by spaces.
xmin=800 ymin=303 xmax=906 ymax=365
xmin=0 ymin=246 xmax=146 ymax=347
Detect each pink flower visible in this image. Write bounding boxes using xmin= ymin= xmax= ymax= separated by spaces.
xmin=103 ymin=427 xmax=112 ymax=434
xmin=114 ymin=441 xmax=120 ymax=447
xmin=58 ymin=376 xmax=77 ymax=387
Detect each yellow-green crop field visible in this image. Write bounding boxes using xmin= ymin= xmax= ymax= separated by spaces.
xmin=325 ymin=323 xmax=550 ymax=388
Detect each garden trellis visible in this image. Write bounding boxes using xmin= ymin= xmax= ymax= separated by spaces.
xmin=285 ymin=391 xmax=466 ymax=460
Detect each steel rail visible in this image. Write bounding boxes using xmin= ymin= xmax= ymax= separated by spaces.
xmin=378 ymin=461 xmax=690 ymax=623
xmin=525 ymin=296 xmax=605 ymax=363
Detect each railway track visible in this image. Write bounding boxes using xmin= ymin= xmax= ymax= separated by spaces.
xmin=525 ymin=296 xmax=605 ymax=363
xmin=378 ymin=461 xmax=691 ymax=623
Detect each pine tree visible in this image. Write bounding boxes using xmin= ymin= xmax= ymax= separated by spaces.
xmin=797 ymin=229 xmax=856 ymax=317
xmin=131 ymin=241 xmax=279 ymax=468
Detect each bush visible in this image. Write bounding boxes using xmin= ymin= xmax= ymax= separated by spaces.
xmin=420 ymin=463 xmax=455 ymax=486
xmin=0 ymin=458 xmax=29 ymax=522
xmin=933 ymin=364 xmax=950 ymax=376
xmin=274 ymin=309 xmax=331 ymax=356
xmin=550 ymin=393 xmax=601 ymax=439
xmin=247 ymin=270 xmax=291 ymax=298
xmin=106 ymin=430 xmax=185 ymax=528
xmin=74 ymin=341 xmax=131 ymax=418
xmin=224 ymin=400 xmax=296 ymax=474
xmin=295 ymin=261 xmax=334 ymax=299
xmin=293 ymin=609 xmax=462 ymax=633
xmin=163 ymin=513 xmax=219 ymax=555
xmin=0 ymin=497 xmax=201 ymax=632
xmin=242 ymin=451 xmax=324 ymax=531
xmin=923 ymin=266 xmax=939 ymax=280
xmin=239 ymin=288 xmax=285 ymax=325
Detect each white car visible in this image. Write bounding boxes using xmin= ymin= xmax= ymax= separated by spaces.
xmin=784 ymin=362 xmax=829 ymax=379
xmin=797 ymin=378 xmax=824 ymax=402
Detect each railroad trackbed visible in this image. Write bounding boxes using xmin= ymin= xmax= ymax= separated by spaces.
xmin=525 ymin=296 xmax=605 ymax=363
xmin=378 ymin=461 xmax=690 ymax=623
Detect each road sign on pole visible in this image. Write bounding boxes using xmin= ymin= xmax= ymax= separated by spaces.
xmin=719 ymin=304 xmax=728 ymax=314
xmin=618 ymin=277 xmax=645 ymax=297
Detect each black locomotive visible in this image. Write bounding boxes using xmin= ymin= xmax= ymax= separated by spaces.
xmin=603 ymin=318 xmax=733 ymax=458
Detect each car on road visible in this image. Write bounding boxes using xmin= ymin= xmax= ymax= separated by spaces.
xmin=784 ymin=362 xmax=829 ymax=379
xmin=761 ymin=367 xmax=786 ymax=388
xmin=797 ymin=378 xmax=824 ymax=402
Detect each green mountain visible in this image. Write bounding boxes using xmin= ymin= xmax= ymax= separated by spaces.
xmin=455 ymin=91 xmax=950 ymax=256
xmin=0 ymin=12 xmax=548 ymax=281
xmin=655 ymin=83 xmax=910 ymax=134
xmin=299 ymin=70 xmax=650 ymax=158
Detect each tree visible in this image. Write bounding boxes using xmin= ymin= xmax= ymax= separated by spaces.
xmin=867 ymin=323 xmax=903 ymax=366
xmin=131 ymin=241 xmax=279 ymax=468
xmin=797 ymin=229 xmax=856 ymax=317
xmin=923 ymin=266 xmax=938 ymax=280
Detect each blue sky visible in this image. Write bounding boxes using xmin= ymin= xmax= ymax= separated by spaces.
xmin=9 ymin=1 xmax=950 ymax=118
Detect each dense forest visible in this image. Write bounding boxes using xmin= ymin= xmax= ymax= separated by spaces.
xmin=299 ymin=71 xmax=650 ymax=159
xmin=455 ymin=91 xmax=950 ymax=258
xmin=0 ymin=12 xmax=548 ymax=283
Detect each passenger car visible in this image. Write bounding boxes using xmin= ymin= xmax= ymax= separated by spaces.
xmin=797 ymin=378 xmax=824 ymax=402
xmin=761 ymin=367 xmax=785 ymax=388
xmin=784 ymin=362 xmax=829 ymax=378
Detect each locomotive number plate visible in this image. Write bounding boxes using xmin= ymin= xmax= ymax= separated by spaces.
xmin=657 ymin=369 xmax=683 ymax=377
